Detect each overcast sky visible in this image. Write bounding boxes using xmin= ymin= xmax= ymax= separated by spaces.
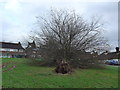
xmin=0 ymin=0 xmax=119 ymax=51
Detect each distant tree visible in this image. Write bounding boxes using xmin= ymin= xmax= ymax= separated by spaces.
xmin=30 ymin=9 xmax=110 ymax=73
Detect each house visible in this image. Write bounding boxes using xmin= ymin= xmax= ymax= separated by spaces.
xmin=25 ymin=41 xmax=39 ymax=58
xmin=98 ymin=47 xmax=120 ymax=60
xmin=77 ymin=47 xmax=120 ymax=61
xmin=0 ymin=42 xmax=25 ymax=58
xmin=107 ymin=47 xmax=120 ymax=59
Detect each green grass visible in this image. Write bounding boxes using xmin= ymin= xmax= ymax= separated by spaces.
xmin=2 ymin=58 xmax=118 ymax=88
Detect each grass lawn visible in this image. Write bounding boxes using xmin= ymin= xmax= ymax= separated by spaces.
xmin=2 ymin=58 xmax=118 ymax=88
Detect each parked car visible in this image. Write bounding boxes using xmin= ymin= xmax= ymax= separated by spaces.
xmin=105 ymin=59 xmax=120 ymax=65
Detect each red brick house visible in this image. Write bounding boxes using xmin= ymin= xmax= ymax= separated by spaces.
xmin=98 ymin=47 xmax=120 ymax=60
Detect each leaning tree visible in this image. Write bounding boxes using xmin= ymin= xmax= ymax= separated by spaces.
xmin=31 ymin=9 xmax=110 ymax=74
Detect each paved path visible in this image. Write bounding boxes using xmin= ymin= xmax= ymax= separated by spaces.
xmin=106 ymin=65 xmax=120 ymax=67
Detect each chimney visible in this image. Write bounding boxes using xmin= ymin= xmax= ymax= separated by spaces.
xmin=115 ymin=47 xmax=119 ymax=53
xmin=18 ymin=42 xmax=21 ymax=44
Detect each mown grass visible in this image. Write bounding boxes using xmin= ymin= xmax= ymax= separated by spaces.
xmin=2 ymin=58 xmax=118 ymax=88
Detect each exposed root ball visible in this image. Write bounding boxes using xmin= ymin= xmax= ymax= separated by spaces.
xmin=55 ymin=60 xmax=72 ymax=74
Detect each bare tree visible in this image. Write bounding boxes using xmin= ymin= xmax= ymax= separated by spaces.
xmin=31 ymin=9 xmax=110 ymax=73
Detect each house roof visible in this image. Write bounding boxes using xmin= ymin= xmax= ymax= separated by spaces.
xmin=0 ymin=42 xmax=24 ymax=49
xmin=26 ymin=41 xmax=36 ymax=49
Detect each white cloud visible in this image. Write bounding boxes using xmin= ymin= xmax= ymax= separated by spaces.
xmin=4 ymin=0 xmax=22 ymax=13
xmin=0 ymin=1 xmax=118 ymax=50
xmin=2 ymin=0 xmax=119 ymax=3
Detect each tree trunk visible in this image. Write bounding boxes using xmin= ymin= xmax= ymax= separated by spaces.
xmin=55 ymin=60 xmax=72 ymax=74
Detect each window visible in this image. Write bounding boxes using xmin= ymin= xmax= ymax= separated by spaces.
xmin=1 ymin=48 xmax=10 ymax=51
xmin=19 ymin=49 xmax=23 ymax=52
xmin=10 ymin=49 xmax=18 ymax=52
xmin=0 ymin=48 xmax=19 ymax=52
